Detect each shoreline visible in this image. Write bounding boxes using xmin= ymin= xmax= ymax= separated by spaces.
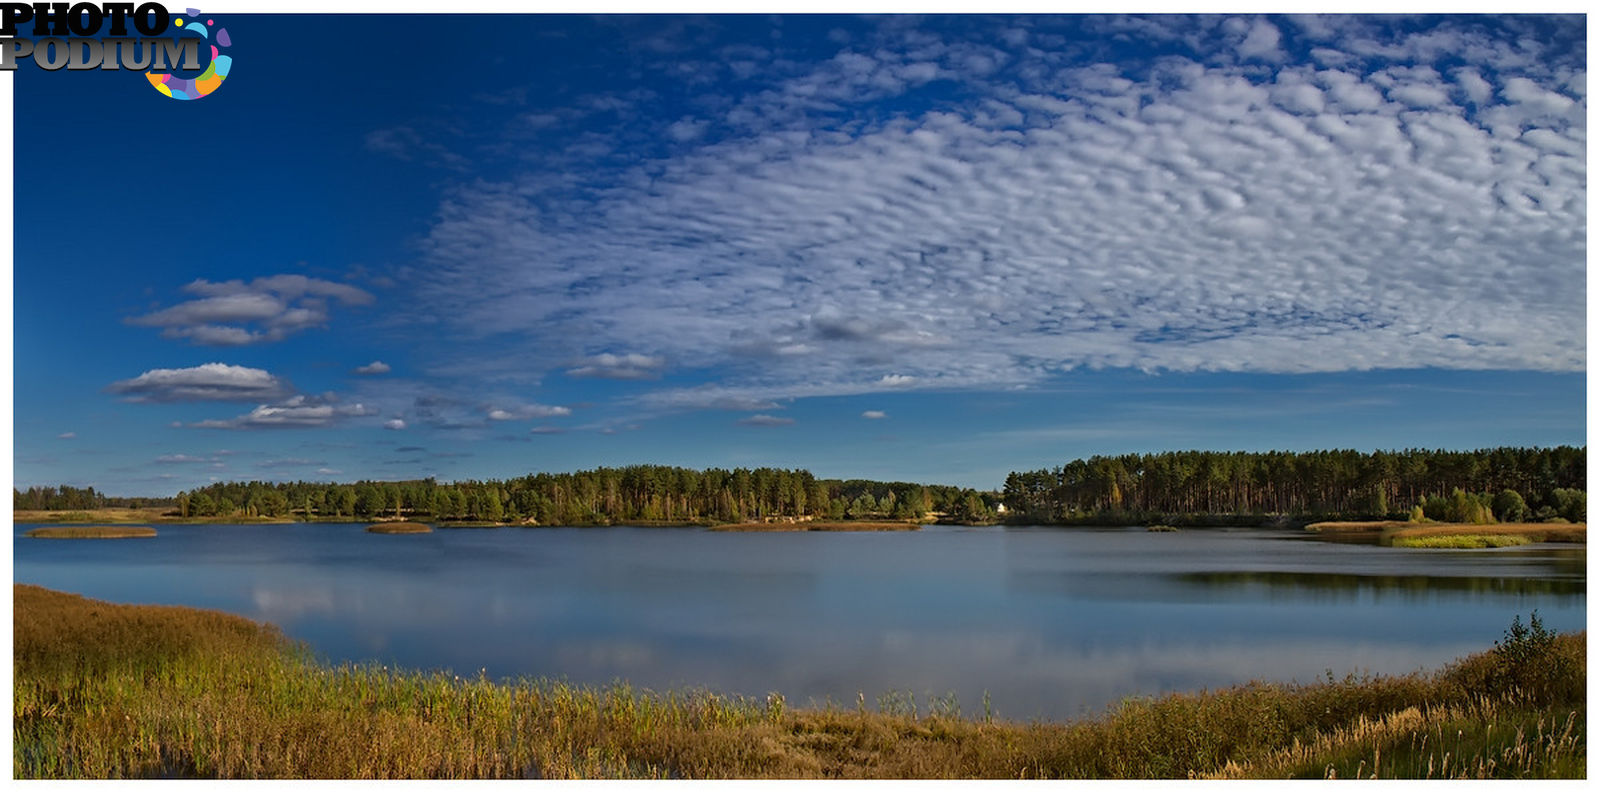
xmin=13 ymin=584 xmax=1586 ymax=779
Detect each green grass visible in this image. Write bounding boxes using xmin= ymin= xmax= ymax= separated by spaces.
xmin=23 ymin=526 xmax=158 ymax=539
xmin=13 ymin=585 xmax=1585 ymax=779
xmin=1390 ymin=534 xmax=1533 ymax=549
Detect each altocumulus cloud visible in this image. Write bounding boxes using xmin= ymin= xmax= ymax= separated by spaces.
xmin=107 ymin=363 xmax=291 ymax=403
xmin=128 ymin=275 xmax=374 ymax=346
xmin=412 ymin=15 xmax=1585 ymax=410
xmin=191 ymin=394 xmax=378 ymax=430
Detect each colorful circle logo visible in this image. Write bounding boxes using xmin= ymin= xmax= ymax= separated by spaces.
xmin=146 ymin=8 xmax=230 ymax=100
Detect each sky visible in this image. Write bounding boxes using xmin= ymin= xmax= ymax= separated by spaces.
xmin=9 ymin=12 xmax=1588 ymax=495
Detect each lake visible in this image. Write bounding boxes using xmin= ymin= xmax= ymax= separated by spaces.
xmin=12 ymin=523 xmax=1586 ymax=721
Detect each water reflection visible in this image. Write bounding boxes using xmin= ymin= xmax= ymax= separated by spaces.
xmin=13 ymin=522 xmax=1586 ymax=721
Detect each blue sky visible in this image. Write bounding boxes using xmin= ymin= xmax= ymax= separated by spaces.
xmin=10 ymin=13 xmax=1587 ymax=495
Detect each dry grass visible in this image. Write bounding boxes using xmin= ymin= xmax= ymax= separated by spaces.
xmin=1305 ymin=520 xmax=1416 ymax=532
xmin=710 ymin=521 xmax=921 ymax=532
xmin=13 ymin=585 xmax=1585 ymax=779
xmin=14 ymin=508 xmax=291 ymax=525
xmin=365 ymin=522 xmax=434 ymax=534
xmin=1385 ymin=524 xmax=1585 ymax=544
xmin=24 ymin=526 xmax=158 ymax=539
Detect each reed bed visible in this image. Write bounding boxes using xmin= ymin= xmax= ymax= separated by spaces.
xmin=1383 ymin=523 xmax=1585 ymax=545
xmin=23 ymin=526 xmax=157 ymax=539
xmin=13 ymin=584 xmax=1585 ymax=779
xmin=364 ymin=522 xmax=433 ymax=534
xmin=709 ymin=521 xmax=920 ymax=532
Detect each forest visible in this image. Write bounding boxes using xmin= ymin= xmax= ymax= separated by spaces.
xmin=15 ymin=446 xmax=1586 ymax=527
xmin=70 ymin=466 xmax=1003 ymax=525
xmin=1001 ymin=446 xmax=1586 ymax=525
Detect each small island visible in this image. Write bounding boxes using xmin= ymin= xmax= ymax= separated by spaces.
xmin=1306 ymin=521 xmax=1585 ymax=548
xmin=710 ymin=521 xmax=921 ymax=532
xmin=25 ymin=526 xmax=157 ymax=539
xmin=365 ymin=521 xmax=433 ymax=534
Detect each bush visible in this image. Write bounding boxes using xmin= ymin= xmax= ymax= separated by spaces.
xmin=1491 ymin=490 xmax=1528 ymax=523
xmin=1446 ymin=612 xmax=1584 ymax=707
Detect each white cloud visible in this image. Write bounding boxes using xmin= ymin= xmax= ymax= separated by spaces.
xmin=486 ymin=403 xmax=572 ymax=420
xmin=191 ymin=395 xmax=378 ymax=430
xmin=56 ymin=432 xmax=76 ymax=439
xmin=107 ymin=363 xmax=291 ymax=403
xmin=861 ymin=410 xmax=887 ymax=420
xmin=154 ymin=454 xmax=209 ymax=464
xmin=566 ymin=353 xmax=666 ymax=380
xmin=128 ymin=275 xmax=374 ymax=346
xmin=353 ymin=361 xmax=392 ymax=375
xmin=384 ymin=419 xmax=408 ymax=430
xmin=405 ymin=16 xmax=1585 ymax=414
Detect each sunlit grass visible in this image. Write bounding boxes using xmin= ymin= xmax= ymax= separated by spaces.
xmin=1390 ymin=534 xmax=1533 ymax=549
xmin=13 ymin=585 xmax=1585 ymax=779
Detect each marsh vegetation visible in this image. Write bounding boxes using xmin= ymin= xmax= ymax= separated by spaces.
xmin=13 ymin=585 xmax=1584 ymax=779
xmin=24 ymin=526 xmax=157 ymax=539
xmin=365 ymin=522 xmax=433 ymax=534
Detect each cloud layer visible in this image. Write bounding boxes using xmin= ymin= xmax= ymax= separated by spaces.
xmin=405 ymin=15 xmax=1584 ymax=413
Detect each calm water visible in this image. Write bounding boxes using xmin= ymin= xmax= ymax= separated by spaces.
xmin=13 ymin=523 xmax=1586 ymax=721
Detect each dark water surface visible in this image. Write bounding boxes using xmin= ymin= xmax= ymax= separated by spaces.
xmin=13 ymin=523 xmax=1586 ymax=721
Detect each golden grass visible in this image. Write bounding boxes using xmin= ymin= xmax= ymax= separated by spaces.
xmin=710 ymin=521 xmax=921 ymax=532
xmin=365 ymin=521 xmax=434 ymax=534
xmin=1384 ymin=523 xmax=1585 ymax=543
xmin=24 ymin=526 xmax=157 ymax=539
xmin=13 ymin=584 xmax=1585 ymax=779
xmin=1391 ymin=535 xmax=1533 ymax=549
xmin=1305 ymin=520 xmax=1416 ymax=532
xmin=14 ymin=508 xmax=292 ymax=524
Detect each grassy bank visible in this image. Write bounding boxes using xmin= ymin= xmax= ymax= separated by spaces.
xmin=1383 ymin=523 xmax=1585 ymax=545
xmin=365 ymin=521 xmax=433 ymax=534
xmin=710 ymin=521 xmax=921 ymax=532
xmin=14 ymin=508 xmax=293 ymax=525
xmin=13 ymin=585 xmax=1584 ymax=779
xmin=23 ymin=526 xmax=157 ymax=539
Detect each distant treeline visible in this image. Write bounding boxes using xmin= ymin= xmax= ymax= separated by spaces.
xmin=12 ymin=485 xmax=174 ymax=512
xmin=164 ymin=466 xmax=1004 ymax=524
xmin=1002 ymin=446 xmax=1586 ymax=524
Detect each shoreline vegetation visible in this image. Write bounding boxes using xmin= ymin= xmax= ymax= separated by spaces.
xmin=710 ymin=520 xmax=921 ymax=532
xmin=14 ymin=447 xmax=1585 ymax=531
xmin=23 ymin=526 xmax=157 ymax=539
xmin=1306 ymin=521 xmax=1586 ymax=548
xmin=13 ymin=584 xmax=1584 ymax=779
xmin=365 ymin=521 xmax=433 ymax=534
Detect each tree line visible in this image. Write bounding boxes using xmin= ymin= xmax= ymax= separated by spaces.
xmin=165 ymin=465 xmax=1004 ymax=524
xmin=13 ymin=485 xmax=174 ymax=512
xmin=1001 ymin=446 xmax=1586 ymax=524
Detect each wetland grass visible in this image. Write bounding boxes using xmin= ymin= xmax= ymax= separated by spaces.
xmin=13 ymin=584 xmax=1585 ymax=779
xmin=710 ymin=521 xmax=921 ymax=532
xmin=23 ymin=526 xmax=157 ymax=539
xmin=365 ymin=521 xmax=433 ymax=534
